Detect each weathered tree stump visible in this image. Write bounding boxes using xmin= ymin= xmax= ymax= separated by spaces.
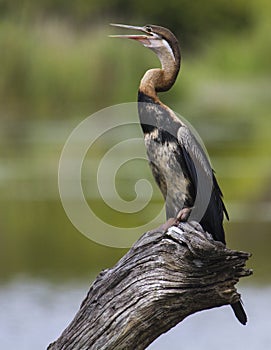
xmin=47 ymin=221 xmax=251 ymax=350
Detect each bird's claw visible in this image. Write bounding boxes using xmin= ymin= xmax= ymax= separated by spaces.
xmin=159 ymin=217 xmax=180 ymax=233
xmin=176 ymin=207 xmax=192 ymax=222
xmin=158 ymin=207 xmax=193 ymax=233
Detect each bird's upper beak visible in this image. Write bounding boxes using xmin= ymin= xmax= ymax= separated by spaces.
xmin=109 ymin=23 xmax=157 ymax=46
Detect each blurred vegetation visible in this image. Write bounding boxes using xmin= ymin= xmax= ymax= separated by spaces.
xmin=0 ymin=0 xmax=270 ymax=122
xmin=0 ymin=0 xmax=270 ymax=282
xmin=0 ymin=0 xmax=255 ymax=41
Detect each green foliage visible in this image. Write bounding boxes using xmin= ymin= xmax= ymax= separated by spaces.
xmin=0 ymin=0 xmax=255 ymax=40
xmin=0 ymin=5 xmax=270 ymax=122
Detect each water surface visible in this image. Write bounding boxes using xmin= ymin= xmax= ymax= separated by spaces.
xmin=0 ymin=279 xmax=269 ymax=350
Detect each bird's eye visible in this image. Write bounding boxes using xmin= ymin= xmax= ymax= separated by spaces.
xmin=145 ymin=26 xmax=152 ymax=33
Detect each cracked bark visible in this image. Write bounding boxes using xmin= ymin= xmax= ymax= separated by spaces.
xmin=47 ymin=221 xmax=252 ymax=350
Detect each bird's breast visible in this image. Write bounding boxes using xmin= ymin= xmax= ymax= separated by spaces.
xmin=144 ymin=130 xmax=192 ymax=217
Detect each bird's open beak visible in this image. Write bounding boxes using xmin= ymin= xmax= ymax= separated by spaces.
xmin=109 ymin=23 xmax=155 ymax=46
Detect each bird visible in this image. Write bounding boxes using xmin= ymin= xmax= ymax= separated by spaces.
xmin=110 ymin=23 xmax=247 ymax=325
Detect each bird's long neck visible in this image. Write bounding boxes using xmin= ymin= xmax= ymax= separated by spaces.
xmin=139 ymin=49 xmax=180 ymax=100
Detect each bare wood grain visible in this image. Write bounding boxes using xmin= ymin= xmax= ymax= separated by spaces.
xmin=48 ymin=221 xmax=251 ymax=350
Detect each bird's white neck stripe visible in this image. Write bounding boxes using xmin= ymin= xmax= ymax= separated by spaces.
xmin=162 ymin=39 xmax=175 ymax=62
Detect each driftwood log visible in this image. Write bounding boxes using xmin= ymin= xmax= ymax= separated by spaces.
xmin=48 ymin=221 xmax=251 ymax=350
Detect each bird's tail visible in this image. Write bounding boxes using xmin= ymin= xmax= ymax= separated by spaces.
xmin=231 ymin=301 xmax=247 ymax=325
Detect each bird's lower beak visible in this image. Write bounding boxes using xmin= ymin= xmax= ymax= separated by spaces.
xmin=109 ymin=34 xmax=152 ymax=45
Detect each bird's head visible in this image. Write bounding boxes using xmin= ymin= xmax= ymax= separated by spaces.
xmin=110 ymin=24 xmax=180 ymax=67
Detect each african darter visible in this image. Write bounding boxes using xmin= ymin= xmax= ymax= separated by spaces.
xmin=110 ymin=23 xmax=247 ymax=325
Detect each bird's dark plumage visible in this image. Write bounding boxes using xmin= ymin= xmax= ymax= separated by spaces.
xmin=138 ymin=91 xmax=227 ymax=243
xmin=111 ymin=23 xmax=247 ymax=325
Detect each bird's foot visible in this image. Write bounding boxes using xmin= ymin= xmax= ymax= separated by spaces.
xmin=176 ymin=207 xmax=192 ymax=222
xmin=158 ymin=217 xmax=180 ymax=233
xmin=157 ymin=207 xmax=193 ymax=233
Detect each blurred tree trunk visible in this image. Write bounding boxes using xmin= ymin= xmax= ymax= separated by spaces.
xmin=47 ymin=221 xmax=251 ymax=350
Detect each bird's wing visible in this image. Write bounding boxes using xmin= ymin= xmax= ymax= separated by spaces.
xmin=177 ymin=124 xmax=228 ymax=242
xmin=177 ymin=125 xmax=213 ymax=184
